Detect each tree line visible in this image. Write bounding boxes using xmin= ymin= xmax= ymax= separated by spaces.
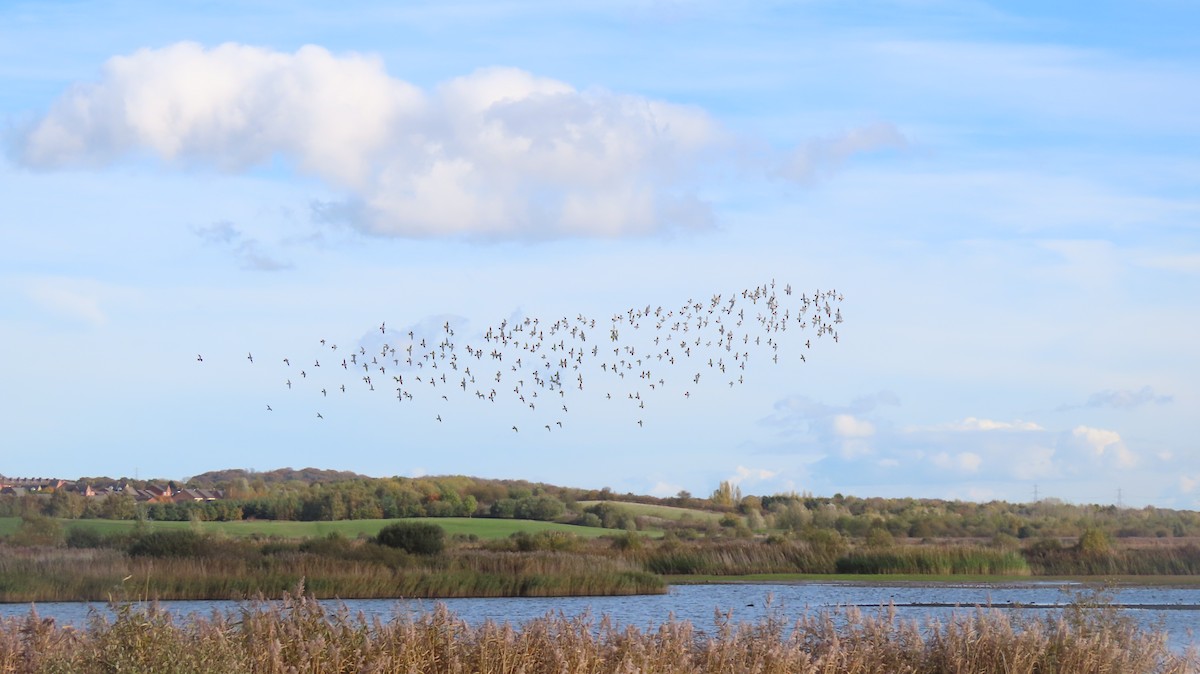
xmin=3 ymin=470 xmax=1199 ymax=542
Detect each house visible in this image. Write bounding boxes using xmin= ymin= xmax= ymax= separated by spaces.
xmin=0 ymin=476 xmax=68 ymax=492
xmin=172 ymin=488 xmax=224 ymax=502
xmin=0 ymin=475 xmax=224 ymax=503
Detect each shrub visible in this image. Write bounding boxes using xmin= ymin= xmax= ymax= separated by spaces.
xmin=610 ymin=531 xmax=644 ymax=551
xmin=991 ymin=533 xmax=1021 ymax=550
xmin=865 ymin=527 xmax=895 ymax=549
xmin=1077 ymin=528 xmax=1112 ymax=556
xmin=299 ymin=532 xmax=354 ymax=556
xmin=575 ymin=512 xmax=603 ymax=528
xmin=127 ymin=530 xmax=205 ymax=558
xmin=376 ymin=521 xmax=445 ymax=555
xmin=65 ymin=526 xmax=105 ymax=549
xmin=505 ymin=530 xmax=582 ymax=552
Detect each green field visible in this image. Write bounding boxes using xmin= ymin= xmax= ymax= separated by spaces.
xmin=576 ymin=500 xmax=735 ymax=524
xmin=0 ymin=516 xmax=617 ymax=541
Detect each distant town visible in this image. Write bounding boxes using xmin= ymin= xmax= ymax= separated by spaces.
xmin=0 ymin=475 xmax=223 ymax=503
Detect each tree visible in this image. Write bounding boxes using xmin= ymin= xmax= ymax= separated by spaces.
xmin=710 ymin=481 xmax=742 ymax=508
xmin=100 ymin=492 xmax=137 ymax=520
xmin=47 ymin=489 xmax=85 ymax=519
xmin=773 ymin=502 xmax=812 ymax=532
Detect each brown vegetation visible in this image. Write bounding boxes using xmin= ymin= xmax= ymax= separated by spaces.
xmin=0 ymin=587 xmax=1192 ymax=673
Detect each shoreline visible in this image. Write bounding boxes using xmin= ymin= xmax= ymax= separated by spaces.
xmin=668 ymin=573 xmax=1200 ymax=588
xmin=5 ymin=574 xmax=1200 ymax=605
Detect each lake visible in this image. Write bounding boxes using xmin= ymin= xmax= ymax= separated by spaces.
xmin=4 ymin=581 xmax=1198 ymax=652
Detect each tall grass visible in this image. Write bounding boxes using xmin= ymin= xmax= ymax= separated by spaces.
xmin=0 ymin=544 xmax=663 ymax=602
xmin=635 ymin=540 xmax=841 ymax=575
xmin=837 ymin=546 xmax=1031 ymax=576
xmin=1026 ymin=543 xmax=1200 ymax=576
xmin=0 ymin=588 xmax=1191 ymax=673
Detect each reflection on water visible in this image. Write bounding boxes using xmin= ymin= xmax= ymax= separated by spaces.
xmin=3 ymin=582 xmax=1197 ymax=651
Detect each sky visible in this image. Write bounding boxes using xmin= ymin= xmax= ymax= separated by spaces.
xmin=2 ymin=1 xmax=1198 ymax=508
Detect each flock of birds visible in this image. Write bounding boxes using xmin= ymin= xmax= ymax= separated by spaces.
xmin=201 ymin=281 xmax=843 ymax=432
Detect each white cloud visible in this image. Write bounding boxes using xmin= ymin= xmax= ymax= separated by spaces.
xmin=17 ymin=43 xmax=725 ymax=239
xmin=648 ymin=481 xmax=684 ymax=497
xmin=727 ymin=465 xmax=778 ymax=486
xmin=1071 ymin=425 xmax=1137 ymax=468
xmin=931 ymin=450 xmax=982 ymax=473
xmin=1181 ymin=475 xmax=1200 ymax=494
xmin=21 ymin=43 xmax=421 ymax=184
xmin=949 ymin=417 xmax=1043 ymax=432
xmin=832 ymin=413 xmax=874 ymax=438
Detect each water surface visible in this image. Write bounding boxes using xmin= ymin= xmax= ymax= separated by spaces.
xmin=4 ymin=582 xmax=1196 ymax=651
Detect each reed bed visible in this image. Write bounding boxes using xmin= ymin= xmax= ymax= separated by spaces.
xmin=837 ymin=546 xmax=1031 ymax=576
xmin=636 ymin=540 xmax=841 ymax=575
xmin=0 ymin=589 xmax=1192 ymax=673
xmin=0 ymin=545 xmax=663 ymax=602
xmin=1026 ymin=544 xmax=1200 ymax=576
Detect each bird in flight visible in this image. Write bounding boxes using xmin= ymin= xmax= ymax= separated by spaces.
xmin=231 ymin=280 xmax=842 ymax=432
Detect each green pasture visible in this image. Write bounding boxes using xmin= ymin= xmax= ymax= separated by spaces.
xmin=576 ymin=500 xmax=733 ymax=523
xmin=0 ymin=517 xmax=616 ymax=541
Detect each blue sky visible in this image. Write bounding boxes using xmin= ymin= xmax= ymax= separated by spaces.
xmin=2 ymin=1 xmax=1197 ymax=507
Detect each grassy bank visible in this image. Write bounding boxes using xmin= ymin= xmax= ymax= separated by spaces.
xmin=575 ymin=500 xmax=731 ymax=523
xmin=7 ymin=517 xmax=1200 ymax=602
xmin=0 ymin=516 xmax=611 ymax=541
xmin=0 ymin=590 xmax=1191 ymax=673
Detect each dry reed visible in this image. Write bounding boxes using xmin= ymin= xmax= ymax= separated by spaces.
xmin=0 ymin=587 xmax=1193 ymax=673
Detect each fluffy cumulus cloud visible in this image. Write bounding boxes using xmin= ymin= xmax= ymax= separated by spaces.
xmin=891 ymin=419 xmax=1139 ymax=483
xmin=762 ymin=392 xmax=898 ymax=460
xmin=1068 ymin=425 xmax=1137 ymax=469
xmin=899 ymin=416 xmax=1051 ymax=479
xmin=16 ymin=42 xmax=726 ymax=239
xmin=792 ymin=408 xmax=1152 ymax=494
xmin=832 ymin=413 xmax=875 ymax=438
